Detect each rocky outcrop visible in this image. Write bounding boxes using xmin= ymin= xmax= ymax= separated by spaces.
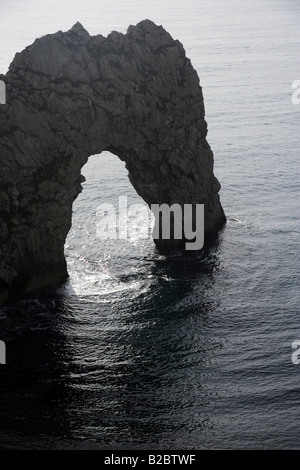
xmin=0 ymin=20 xmax=225 ymax=304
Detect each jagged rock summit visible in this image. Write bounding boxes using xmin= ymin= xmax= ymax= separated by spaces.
xmin=0 ymin=20 xmax=226 ymax=304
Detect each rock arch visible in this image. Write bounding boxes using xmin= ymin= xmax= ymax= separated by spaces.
xmin=0 ymin=20 xmax=225 ymax=304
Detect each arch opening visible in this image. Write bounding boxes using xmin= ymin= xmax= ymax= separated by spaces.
xmin=65 ymin=150 xmax=155 ymax=296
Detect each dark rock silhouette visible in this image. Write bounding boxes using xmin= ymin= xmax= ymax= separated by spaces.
xmin=0 ymin=20 xmax=225 ymax=304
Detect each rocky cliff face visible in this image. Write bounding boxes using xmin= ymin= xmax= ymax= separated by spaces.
xmin=0 ymin=20 xmax=225 ymax=304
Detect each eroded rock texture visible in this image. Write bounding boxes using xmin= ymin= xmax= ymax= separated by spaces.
xmin=0 ymin=20 xmax=225 ymax=304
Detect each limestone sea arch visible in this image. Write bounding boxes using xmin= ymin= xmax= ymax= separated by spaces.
xmin=0 ymin=20 xmax=226 ymax=304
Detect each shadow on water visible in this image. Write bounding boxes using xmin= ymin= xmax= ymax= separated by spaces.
xmin=0 ymin=232 xmax=225 ymax=449
xmin=0 ymin=295 xmax=77 ymax=448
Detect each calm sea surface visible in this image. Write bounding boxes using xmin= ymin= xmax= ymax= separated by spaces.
xmin=0 ymin=0 xmax=299 ymax=449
